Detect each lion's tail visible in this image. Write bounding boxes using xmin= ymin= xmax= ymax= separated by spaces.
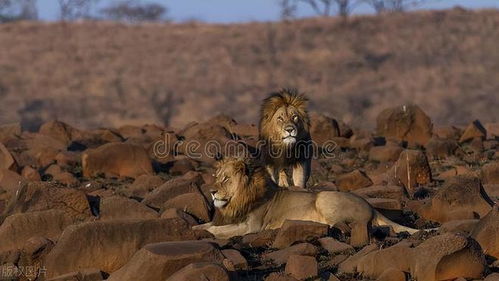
xmin=372 ymin=210 xmax=422 ymax=234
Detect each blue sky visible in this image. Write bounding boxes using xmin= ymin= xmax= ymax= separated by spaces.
xmin=37 ymin=0 xmax=499 ymax=22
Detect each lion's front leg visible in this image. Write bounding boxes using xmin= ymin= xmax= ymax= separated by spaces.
xmin=196 ymin=222 xmax=250 ymax=240
xmin=292 ymin=160 xmax=310 ymax=188
xmin=278 ymin=169 xmax=290 ymax=187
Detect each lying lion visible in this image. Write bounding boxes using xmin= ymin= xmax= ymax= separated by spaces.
xmin=259 ymin=89 xmax=312 ymax=188
xmin=194 ymin=157 xmax=422 ymax=246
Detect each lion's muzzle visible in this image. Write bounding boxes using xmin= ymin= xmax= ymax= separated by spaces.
xmin=211 ymin=190 xmax=230 ymax=208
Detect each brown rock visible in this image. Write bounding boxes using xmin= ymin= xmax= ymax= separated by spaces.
xmin=433 ymin=126 xmax=461 ymax=140
xmin=82 ymin=142 xmax=153 ymax=179
xmin=285 ymin=255 xmax=317 ymax=280
xmin=166 ymin=262 xmax=229 ymax=281
xmin=241 ymin=229 xmax=278 ymax=248
xmin=425 ymin=137 xmax=458 ymax=159
xmin=0 ymin=168 xmax=24 ymax=197
xmin=44 ymin=218 xmax=211 ymax=278
xmin=485 ymin=273 xmax=499 ymax=281
xmin=0 ymin=123 xmax=21 ymax=143
xmin=265 ymin=272 xmax=299 ymax=281
xmin=338 ymin=243 xmax=378 ymax=274
xmin=99 ymin=196 xmax=158 ymax=221
xmin=263 ymin=243 xmax=318 ymax=265
xmin=318 ymin=237 xmax=354 ymax=254
xmin=142 ymin=171 xmax=204 ymax=209
xmin=46 ymin=268 xmax=104 ymax=281
xmin=411 ymin=233 xmax=486 ymax=281
xmin=471 ymin=205 xmax=499 ymax=259
xmin=127 ymin=174 xmax=165 ymax=198
xmin=482 ymin=162 xmax=499 ymax=184
xmin=440 ymin=219 xmax=479 ymax=234
xmin=392 ymin=149 xmax=432 ymax=197
xmin=357 ymin=241 xmax=413 ymax=277
xmin=160 ymin=208 xmax=198 ymax=226
xmin=107 ymin=241 xmax=224 ymax=281
xmin=376 ymin=268 xmax=406 ymax=281
xmin=369 ymin=145 xmax=403 ymax=163
xmin=309 ymin=112 xmax=340 ymax=146
xmin=4 ymin=182 xmax=92 ymax=222
xmin=53 ymin=171 xmax=79 ymax=186
xmin=0 ymin=142 xmax=15 ymax=170
xmin=336 ymin=170 xmax=373 ymax=191
xmin=163 ymin=192 xmax=211 ymax=222
xmin=21 ymin=166 xmax=41 ymax=181
xmin=55 ymin=151 xmax=80 ymax=169
xmin=39 ymin=120 xmax=81 ymax=146
xmin=0 ymin=210 xmax=71 ymax=252
xmin=417 ymin=176 xmax=493 ymax=223
xmin=376 ymin=105 xmax=433 ymax=146
xmin=484 ymin=184 xmax=499 ymax=200
xmin=221 ymin=249 xmax=248 ymax=271
xmin=460 ymin=120 xmax=487 ymax=143
xmin=272 ymin=220 xmax=328 ymax=249
xmin=169 ymin=158 xmax=199 ymax=175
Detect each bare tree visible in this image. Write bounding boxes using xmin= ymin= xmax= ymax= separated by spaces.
xmin=58 ymin=0 xmax=99 ymax=21
xmin=364 ymin=0 xmax=427 ymax=13
xmin=100 ymin=1 xmax=167 ymax=23
xmin=279 ymin=0 xmax=358 ymax=18
xmin=0 ymin=0 xmax=37 ymax=22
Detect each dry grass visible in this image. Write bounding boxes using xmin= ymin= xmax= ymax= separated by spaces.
xmin=0 ymin=8 xmax=498 ymax=130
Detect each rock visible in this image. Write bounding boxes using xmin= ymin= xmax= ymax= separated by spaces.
xmin=142 ymin=171 xmax=204 ymax=209
xmin=471 ymin=205 xmax=499 ymax=259
xmin=221 ymin=249 xmax=248 ymax=271
xmin=98 ymin=196 xmax=158 ymax=220
xmin=336 ymin=170 xmax=373 ymax=191
xmin=272 ymin=220 xmax=329 ymax=249
xmin=55 ymin=151 xmax=80 ymax=169
xmin=425 ymin=137 xmax=458 ymax=159
xmin=417 ymin=176 xmax=493 ymax=223
xmin=391 ymin=149 xmax=432 ymax=197
xmin=241 ymin=229 xmax=278 ymax=248
xmin=160 ymin=208 xmax=198 ymax=226
xmin=433 ymin=126 xmax=461 ymax=140
xmin=39 ymin=120 xmax=81 ymax=146
xmin=163 ymin=192 xmax=211 ymax=222
xmin=82 ymin=142 xmax=153 ymax=179
xmin=0 ymin=168 xmax=24 ymax=198
xmin=263 ymin=243 xmax=318 ymax=265
xmin=127 ymin=174 xmax=165 ymax=198
xmin=376 ymin=268 xmax=406 ymax=281
xmin=166 ymin=262 xmax=229 ymax=281
xmin=357 ymin=241 xmax=413 ymax=278
xmin=485 ymin=123 xmax=499 ymax=139
xmin=353 ymin=185 xmax=406 ymax=200
xmin=376 ymin=105 xmax=433 ymax=146
xmin=44 ymin=218 xmax=211 ymax=278
xmin=309 ymin=112 xmax=340 ymax=146
xmin=4 ymin=182 xmax=92 ymax=222
xmin=45 ymin=268 xmax=103 ymax=281
xmin=0 ymin=123 xmax=21 ymax=143
xmin=459 ymin=120 xmax=487 ymax=143
xmin=107 ymin=241 xmax=224 ymax=281
xmin=21 ymin=166 xmax=41 ymax=181
xmin=482 ymin=162 xmax=499 ymax=184
xmin=0 ymin=210 xmax=71 ymax=252
xmin=369 ymin=145 xmax=403 ymax=163
xmin=169 ymin=158 xmax=199 ymax=175
xmin=318 ymin=237 xmax=354 ymax=254
xmin=338 ymin=243 xmax=378 ymax=274
xmin=265 ymin=272 xmax=299 ymax=281
xmin=485 ymin=273 xmax=499 ymax=281
xmin=484 ymin=184 xmax=499 ymax=200
xmin=20 ymin=236 xmax=54 ymax=263
xmin=410 ymin=233 xmax=485 ymax=281
xmin=53 ymin=171 xmax=79 ymax=186
xmin=285 ymin=255 xmax=318 ymax=280
xmin=0 ymin=142 xmax=15 ymax=170
xmin=440 ymin=219 xmax=479 ymax=234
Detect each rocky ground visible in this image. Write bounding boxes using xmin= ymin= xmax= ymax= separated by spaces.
xmin=0 ymin=104 xmax=498 ymax=281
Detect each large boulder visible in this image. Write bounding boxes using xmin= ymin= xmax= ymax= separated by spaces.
xmin=98 ymin=196 xmax=158 ymax=221
xmin=43 ymin=218 xmax=211 ymax=278
xmin=369 ymin=145 xmax=403 ymax=163
xmin=471 ymin=205 xmax=499 ymax=259
xmin=285 ymin=255 xmax=318 ymax=280
xmin=126 ymin=174 xmax=165 ymax=198
xmin=263 ymin=243 xmax=318 ymax=265
xmin=309 ymin=112 xmax=352 ymax=146
xmin=482 ymin=162 xmax=499 ymax=184
xmin=425 ymin=137 xmax=458 ymax=159
xmin=107 ymin=241 xmax=224 ymax=281
xmin=336 ymin=170 xmax=373 ymax=191
xmin=417 ymin=176 xmax=493 ymax=223
xmin=39 ymin=120 xmax=82 ymax=147
xmin=82 ymin=142 xmax=153 ymax=179
xmin=376 ymin=105 xmax=433 ymax=146
xmin=391 ymin=149 xmax=432 ymax=197
xmin=0 ymin=210 xmax=71 ymax=252
xmin=166 ymin=262 xmax=229 ymax=281
xmin=0 ymin=142 xmax=15 ymax=170
xmin=459 ymin=120 xmax=487 ymax=143
xmin=272 ymin=220 xmax=328 ymax=249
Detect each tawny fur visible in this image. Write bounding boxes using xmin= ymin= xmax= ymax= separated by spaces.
xmin=259 ymin=89 xmax=312 ymax=188
xmin=195 ymin=158 xmax=422 ymax=246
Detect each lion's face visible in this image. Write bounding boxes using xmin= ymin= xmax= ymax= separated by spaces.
xmin=260 ymin=90 xmax=310 ymax=148
xmin=211 ymin=158 xmax=248 ymax=209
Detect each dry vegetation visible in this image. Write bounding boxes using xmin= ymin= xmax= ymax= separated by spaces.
xmin=0 ymin=8 xmax=498 ymax=130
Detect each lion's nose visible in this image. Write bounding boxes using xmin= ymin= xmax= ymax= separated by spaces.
xmin=285 ymin=126 xmax=295 ymax=134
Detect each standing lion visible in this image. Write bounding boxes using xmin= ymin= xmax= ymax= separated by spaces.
xmin=259 ymin=89 xmax=312 ymax=188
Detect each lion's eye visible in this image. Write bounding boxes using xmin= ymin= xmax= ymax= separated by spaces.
xmin=293 ymin=115 xmax=299 ymax=122
xmin=277 ymin=116 xmax=283 ymax=122
xmin=222 ymin=176 xmax=229 ymax=183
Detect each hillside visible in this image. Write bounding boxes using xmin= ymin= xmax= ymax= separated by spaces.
xmin=0 ymin=8 xmax=498 ymax=130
